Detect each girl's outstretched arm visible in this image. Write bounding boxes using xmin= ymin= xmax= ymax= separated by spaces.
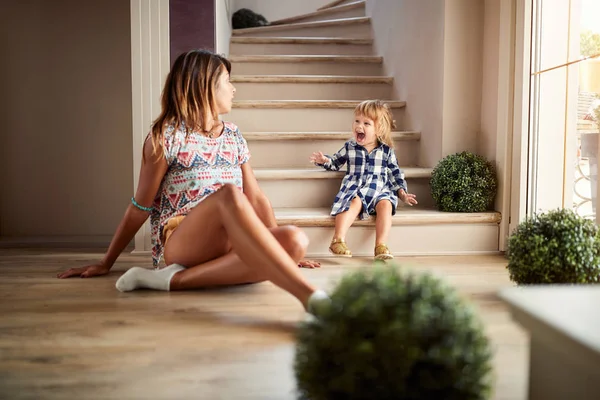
xmin=387 ymin=148 xmax=418 ymax=206
xmin=57 ymin=138 xmax=168 ymax=278
xmin=310 ymin=143 xmax=348 ymax=171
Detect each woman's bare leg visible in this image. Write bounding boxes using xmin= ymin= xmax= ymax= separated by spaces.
xmin=163 ymin=184 xmax=316 ymax=307
xmin=375 ymin=199 xmax=393 ymax=245
xmin=332 ymin=196 xmax=363 ymax=240
xmin=168 ymin=226 xmax=306 ymax=290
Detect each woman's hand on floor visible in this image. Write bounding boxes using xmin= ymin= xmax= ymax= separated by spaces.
xmin=57 ymin=263 xmax=111 ymax=279
xmin=298 ymin=259 xmax=321 ymax=269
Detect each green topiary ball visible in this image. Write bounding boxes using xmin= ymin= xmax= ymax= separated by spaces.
xmin=294 ymin=265 xmax=494 ymax=400
xmin=507 ymin=208 xmax=600 ymax=284
xmin=430 ymin=151 xmax=497 ymax=212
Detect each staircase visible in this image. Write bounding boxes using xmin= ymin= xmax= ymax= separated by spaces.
xmin=228 ymin=0 xmax=501 ymax=257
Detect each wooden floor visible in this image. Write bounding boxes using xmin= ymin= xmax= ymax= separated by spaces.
xmin=0 ymin=249 xmax=529 ymax=400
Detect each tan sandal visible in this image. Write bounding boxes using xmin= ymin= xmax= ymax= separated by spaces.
xmin=329 ymin=238 xmax=352 ymax=257
xmin=374 ymin=243 xmax=394 ymax=261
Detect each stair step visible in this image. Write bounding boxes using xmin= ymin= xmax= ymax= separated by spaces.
xmin=230 ymin=37 xmax=372 ymax=45
xmin=229 ymin=105 xmax=403 ymax=131
xmin=230 ymin=55 xmax=383 ymax=75
xmin=244 ymin=131 xmax=420 ymax=141
xmin=275 ymin=208 xmax=501 ymax=256
xmin=232 ymin=17 xmax=370 ymax=35
xmin=231 ymin=75 xmax=391 ymax=84
xmin=270 ymin=1 xmax=365 ymax=26
xmin=253 ymin=168 xmax=433 ymax=208
xmin=254 ymin=167 xmax=431 ymax=180
xmin=233 ymin=100 xmax=405 ymax=109
xmin=230 ymin=55 xmax=382 ymax=63
xmin=318 ymin=0 xmax=352 ymax=11
xmin=245 ymin=131 xmax=420 ymax=168
xmin=230 ymin=37 xmax=374 ymax=56
xmin=232 ymin=76 xmax=392 ymax=100
xmin=275 ymin=207 xmax=502 ymax=226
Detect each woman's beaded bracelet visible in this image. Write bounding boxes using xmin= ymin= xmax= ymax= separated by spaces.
xmin=131 ymin=197 xmax=153 ymax=212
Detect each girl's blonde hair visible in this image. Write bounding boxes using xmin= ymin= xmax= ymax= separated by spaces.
xmin=148 ymin=49 xmax=231 ymax=160
xmin=354 ymin=100 xmax=397 ymax=148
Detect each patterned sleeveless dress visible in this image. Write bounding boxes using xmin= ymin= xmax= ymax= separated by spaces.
xmin=148 ymin=121 xmax=250 ymax=266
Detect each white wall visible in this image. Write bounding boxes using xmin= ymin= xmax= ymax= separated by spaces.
xmin=216 ymin=0 xmax=233 ymax=56
xmin=365 ymin=0 xmax=446 ymax=168
xmin=233 ymin=0 xmax=333 ymax=22
xmin=0 ymin=0 xmax=132 ymax=244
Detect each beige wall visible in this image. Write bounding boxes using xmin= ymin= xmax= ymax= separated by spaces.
xmin=366 ymin=0 xmax=484 ymax=168
xmin=365 ymin=0 xmax=446 ymax=168
xmin=442 ymin=0 xmax=484 ymax=156
xmin=0 ymin=0 xmax=132 ymax=243
xmin=480 ymin=0 xmax=501 ymax=163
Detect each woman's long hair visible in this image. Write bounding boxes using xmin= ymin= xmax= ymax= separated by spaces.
xmin=354 ymin=100 xmax=397 ymax=148
xmin=148 ymin=49 xmax=231 ymax=160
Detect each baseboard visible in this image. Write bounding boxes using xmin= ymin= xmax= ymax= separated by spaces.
xmin=0 ymin=236 xmax=126 ymax=249
xmin=306 ymin=250 xmax=505 ymax=258
xmin=130 ymin=250 xmax=152 ymax=256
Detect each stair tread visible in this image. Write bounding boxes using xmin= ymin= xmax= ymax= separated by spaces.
xmin=270 ymin=1 xmax=365 ymax=26
xmin=318 ymin=0 xmax=349 ymax=11
xmin=254 ymin=167 xmax=431 ymax=179
xmin=229 ymin=55 xmax=382 ymax=63
xmin=231 ymin=75 xmax=392 ymax=83
xmin=232 ymin=17 xmax=370 ymax=35
xmin=244 ymin=131 xmax=420 ymax=140
xmin=230 ymin=37 xmax=372 ymax=45
xmin=233 ymin=100 xmax=405 ymax=108
xmin=274 ymin=207 xmax=502 ymax=226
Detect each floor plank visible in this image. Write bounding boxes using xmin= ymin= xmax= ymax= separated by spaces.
xmin=0 ymin=250 xmax=528 ymax=399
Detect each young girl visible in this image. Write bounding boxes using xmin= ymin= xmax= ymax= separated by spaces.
xmin=56 ymin=50 xmax=329 ymax=316
xmin=310 ymin=100 xmax=418 ymax=260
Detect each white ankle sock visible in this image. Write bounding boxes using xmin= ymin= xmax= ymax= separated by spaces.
xmin=307 ymin=289 xmax=331 ymax=316
xmin=115 ymin=264 xmax=186 ymax=292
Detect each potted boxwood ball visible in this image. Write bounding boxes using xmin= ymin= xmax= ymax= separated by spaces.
xmin=507 ymin=208 xmax=600 ymax=284
xmin=430 ymin=151 xmax=497 ymax=212
xmin=294 ymin=265 xmax=494 ymax=400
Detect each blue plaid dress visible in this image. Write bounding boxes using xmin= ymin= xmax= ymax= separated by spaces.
xmin=317 ymin=140 xmax=408 ymax=220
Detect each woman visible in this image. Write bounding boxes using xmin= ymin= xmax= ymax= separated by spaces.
xmin=57 ymin=49 xmax=329 ymax=314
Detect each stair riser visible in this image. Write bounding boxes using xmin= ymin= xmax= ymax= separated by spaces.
xmin=233 ymin=82 xmax=391 ymax=100
xmin=257 ymin=178 xmax=433 ymax=208
xmin=276 ymin=7 xmax=365 ymax=24
xmin=298 ymin=224 xmax=500 ymax=257
xmin=231 ymin=62 xmax=383 ymax=75
xmin=247 ymin=139 xmax=420 ymax=168
xmin=227 ymin=108 xmax=403 ymax=132
xmin=230 ymin=43 xmax=374 ymax=56
xmin=233 ymin=24 xmax=371 ymax=38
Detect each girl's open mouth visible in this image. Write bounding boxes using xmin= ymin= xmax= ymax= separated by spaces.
xmin=356 ymin=132 xmax=365 ymax=142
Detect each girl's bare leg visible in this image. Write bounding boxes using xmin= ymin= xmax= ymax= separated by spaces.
xmin=375 ymin=200 xmax=393 ymax=245
xmin=162 ymin=184 xmax=316 ymax=307
xmin=332 ymin=196 xmax=363 ymax=240
xmin=167 ymin=226 xmax=306 ymax=290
